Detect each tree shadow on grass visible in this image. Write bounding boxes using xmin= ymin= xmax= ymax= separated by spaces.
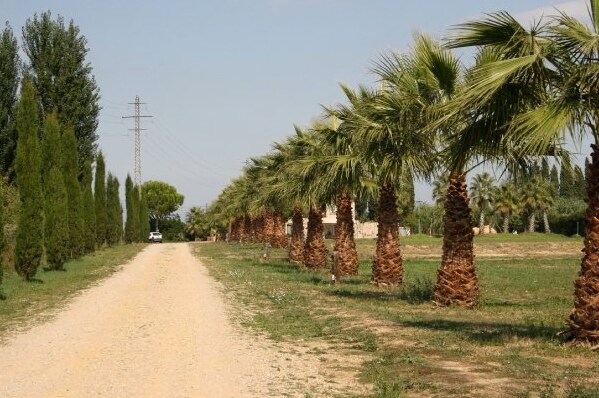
xmin=327 ymin=277 xmax=434 ymax=304
xmin=398 ymin=318 xmax=561 ymax=344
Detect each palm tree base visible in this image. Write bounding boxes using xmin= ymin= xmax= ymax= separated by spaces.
xmin=371 ymin=183 xmax=403 ymax=286
xmin=433 ymin=172 xmax=479 ymax=308
xmin=566 ymin=144 xmax=599 ymax=346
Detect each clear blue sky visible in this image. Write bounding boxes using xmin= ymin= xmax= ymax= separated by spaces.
xmin=3 ymin=0 xmax=589 ymax=215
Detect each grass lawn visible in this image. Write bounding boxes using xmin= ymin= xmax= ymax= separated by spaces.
xmin=193 ymin=234 xmax=599 ymax=398
xmin=0 ymin=243 xmax=146 ymax=339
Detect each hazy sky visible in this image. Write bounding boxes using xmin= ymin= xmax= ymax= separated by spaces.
xmin=3 ymin=0 xmax=590 ymax=215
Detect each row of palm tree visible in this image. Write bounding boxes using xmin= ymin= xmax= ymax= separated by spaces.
xmin=209 ymin=1 xmax=599 ymax=347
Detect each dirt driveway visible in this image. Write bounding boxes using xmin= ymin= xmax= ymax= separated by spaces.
xmin=0 ymin=243 xmax=336 ymax=397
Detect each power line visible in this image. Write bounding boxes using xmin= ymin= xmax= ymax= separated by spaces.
xmin=122 ymin=95 xmax=152 ymax=186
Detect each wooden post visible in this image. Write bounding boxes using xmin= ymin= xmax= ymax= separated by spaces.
xmin=262 ymin=243 xmax=271 ymax=263
xmin=331 ymin=250 xmax=341 ymax=284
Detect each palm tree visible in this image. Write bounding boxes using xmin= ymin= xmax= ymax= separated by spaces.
xmin=492 ymin=183 xmax=520 ymax=233
xmin=348 ymin=37 xmax=440 ymax=286
xmin=185 ymin=206 xmax=206 ymax=240
xmin=432 ymin=174 xmax=449 ymax=205
xmin=445 ymin=4 xmax=599 ymax=343
xmin=470 ymin=172 xmax=496 ymax=233
xmin=521 ymin=177 xmax=554 ymax=233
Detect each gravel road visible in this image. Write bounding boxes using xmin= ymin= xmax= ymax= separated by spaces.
xmin=0 ymin=243 xmax=332 ymax=397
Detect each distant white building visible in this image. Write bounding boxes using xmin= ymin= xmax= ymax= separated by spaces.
xmin=286 ymin=202 xmax=410 ymax=239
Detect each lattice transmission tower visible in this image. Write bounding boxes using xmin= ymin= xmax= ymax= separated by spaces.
xmin=122 ymin=95 xmax=152 ymax=186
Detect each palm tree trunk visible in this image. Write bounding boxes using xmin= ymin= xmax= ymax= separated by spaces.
xmin=289 ymin=206 xmax=304 ymax=264
xmin=567 ymin=143 xmax=599 ymax=346
xmin=503 ymin=213 xmax=510 ymax=234
xmin=478 ymin=211 xmax=485 ymax=234
xmin=242 ymin=216 xmax=250 ymax=243
xmin=543 ymin=211 xmax=551 ymax=233
xmin=433 ymin=172 xmax=479 ymax=308
xmin=372 ymin=182 xmax=403 ymax=286
xmin=334 ymin=190 xmax=358 ymax=276
xmin=528 ymin=213 xmax=536 ymax=233
xmin=271 ymin=210 xmax=287 ymax=248
xmin=303 ymin=205 xmax=327 ymax=269
xmin=263 ymin=211 xmax=274 ymax=244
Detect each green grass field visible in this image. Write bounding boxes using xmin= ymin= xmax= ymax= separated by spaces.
xmin=193 ymin=234 xmax=599 ymax=398
xmin=0 ymin=244 xmax=146 ymax=339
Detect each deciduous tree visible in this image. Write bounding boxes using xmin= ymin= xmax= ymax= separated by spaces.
xmin=22 ymin=11 xmax=100 ymax=166
xmin=0 ymin=23 xmax=20 ymax=181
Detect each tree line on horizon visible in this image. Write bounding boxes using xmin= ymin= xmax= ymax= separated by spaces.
xmin=206 ymin=1 xmax=599 ymax=348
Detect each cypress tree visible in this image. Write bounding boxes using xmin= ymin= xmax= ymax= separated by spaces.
xmin=550 ymin=165 xmax=559 ymax=196
xmin=82 ymin=159 xmax=96 ymax=253
xmin=124 ymin=174 xmax=135 ymax=243
xmin=560 ymin=164 xmax=574 ymax=199
xmin=94 ymin=151 xmax=106 ymax=247
xmin=573 ymin=165 xmax=585 ymax=199
xmin=0 ymin=23 xmax=20 ymax=181
xmin=541 ymin=158 xmax=550 ymax=181
xmin=132 ymin=184 xmax=141 ymax=242
xmin=0 ymin=184 xmax=5 ymax=299
xmin=42 ymin=112 xmax=62 ymax=185
xmin=14 ymin=79 xmax=44 ymax=281
xmin=45 ymin=167 xmax=69 ymax=270
xmin=106 ymin=173 xmax=122 ymax=246
xmin=42 ymin=113 xmax=69 ymax=270
xmin=139 ymin=188 xmax=150 ymax=242
xmin=62 ymin=126 xmax=83 ymax=258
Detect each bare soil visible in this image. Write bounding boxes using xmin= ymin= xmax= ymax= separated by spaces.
xmin=0 ymin=244 xmax=347 ymax=397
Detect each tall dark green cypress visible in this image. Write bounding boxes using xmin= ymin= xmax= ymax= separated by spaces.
xmin=94 ymin=151 xmax=106 ymax=247
xmin=124 ymin=174 xmax=135 ymax=243
xmin=42 ymin=112 xmax=62 ymax=184
xmin=14 ymin=79 xmax=44 ymax=281
xmin=82 ymin=159 xmax=96 ymax=253
xmin=550 ymin=165 xmax=559 ymax=196
xmin=0 ymin=184 xmax=5 ymax=299
xmin=0 ymin=23 xmax=20 ymax=181
xmin=139 ymin=188 xmax=150 ymax=242
xmin=560 ymin=164 xmax=574 ymax=199
xmin=132 ymin=184 xmax=141 ymax=242
xmin=106 ymin=173 xmax=122 ymax=246
xmin=42 ymin=113 xmax=69 ymax=270
xmin=62 ymin=126 xmax=83 ymax=258
xmin=573 ymin=165 xmax=585 ymax=199
xmin=45 ymin=167 xmax=69 ymax=270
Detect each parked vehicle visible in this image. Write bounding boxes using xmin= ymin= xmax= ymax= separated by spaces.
xmin=148 ymin=231 xmax=163 ymax=243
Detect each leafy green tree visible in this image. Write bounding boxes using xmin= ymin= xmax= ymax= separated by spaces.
xmin=105 ymin=173 xmax=122 ymax=246
xmin=142 ymin=180 xmax=184 ymax=231
xmin=82 ymin=159 xmax=95 ymax=253
xmin=62 ymin=126 xmax=83 ymax=258
xmin=139 ymin=187 xmax=150 ymax=242
xmin=94 ymin=151 xmax=106 ymax=246
xmin=14 ymin=78 xmax=44 ymax=281
xmin=44 ymin=167 xmax=69 ymax=270
xmin=0 ymin=23 xmax=20 ymax=181
xmin=22 ymin=11 xmax=100 ymax=166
